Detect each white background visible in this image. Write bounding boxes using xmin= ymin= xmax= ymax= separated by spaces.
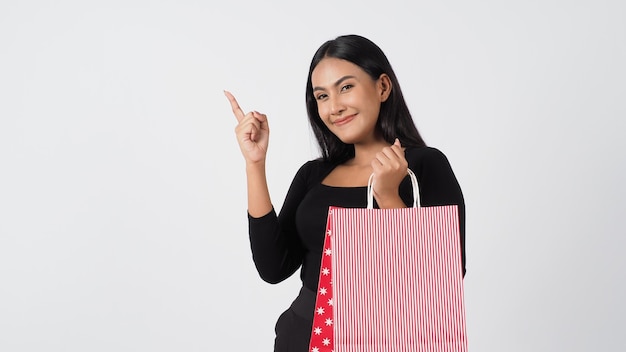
xmin=1 ymin=0 xmax=624 ymax=351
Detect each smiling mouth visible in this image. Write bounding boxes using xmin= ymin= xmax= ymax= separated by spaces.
xmin=333 ymin=114 xmax=357 ymax=126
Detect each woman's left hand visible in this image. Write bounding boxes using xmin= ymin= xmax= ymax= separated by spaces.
xmin=371 ymin=138 xmax=408 ymax=208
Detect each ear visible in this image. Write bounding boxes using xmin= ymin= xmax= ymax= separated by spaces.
xmin=377 ymin=73 xmax=392 ymax=102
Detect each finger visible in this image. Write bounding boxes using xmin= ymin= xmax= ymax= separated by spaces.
xmin=381 ymin=147 xmax=401 ymax=163
xmin=249 ymin=124 xmax=258 ymax=143
xmin=373 ymin=150 xmax=392 ymax=168
xmin=235 ymin=114 xmax=260 ymax=140
xmin=389 ymin=139 xmax=406 ymax=159
xmin=252 ymin=111 xmax=268 ymax=124
xmin=371 ymin=157 xmax=383 ymax=173
xmin=378 ymin=147 xmax=406 ymax=171
xmin=224 ymin=90 xmax=245 ymax=122
xmin=252 ymin=111 xmax=270 ymax=133
xmin=237 ymin=113 xmax=262 ymax=133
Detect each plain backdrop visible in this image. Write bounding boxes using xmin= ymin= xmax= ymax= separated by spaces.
xmin=1 ymin=0 xmax=624 ymax=351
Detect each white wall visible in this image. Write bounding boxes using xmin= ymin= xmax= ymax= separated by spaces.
xmin=1 ymin=0 xmax=624 ymax=351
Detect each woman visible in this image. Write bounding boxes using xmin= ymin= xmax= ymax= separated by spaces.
xmin=225 ymin=34 xmax=465 ymax=352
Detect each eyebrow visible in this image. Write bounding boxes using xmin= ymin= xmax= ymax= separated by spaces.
xmin=313 ymin=75 xmax=357 ymax=92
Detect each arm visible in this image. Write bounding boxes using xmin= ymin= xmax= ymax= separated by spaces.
xmin=226 ymin=91 xmax=301 ymax=283
xmin=248 ymin=162 xmax=315 ymax=284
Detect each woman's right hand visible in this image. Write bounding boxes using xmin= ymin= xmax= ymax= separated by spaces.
xmin=224 ymin=90 xmax=269 ymax=165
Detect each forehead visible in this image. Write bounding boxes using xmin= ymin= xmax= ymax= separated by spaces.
xmin=311 ymin=57 xmax=370 ymax=87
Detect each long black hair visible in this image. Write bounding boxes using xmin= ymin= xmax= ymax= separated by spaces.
xmin=305 ymin=34 xmax=426 ymax=163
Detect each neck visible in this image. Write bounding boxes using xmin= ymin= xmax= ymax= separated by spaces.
xmin=348 ymin=139 xmax=390 ymax=167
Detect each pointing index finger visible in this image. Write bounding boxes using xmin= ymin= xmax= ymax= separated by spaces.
xmin=224 ymin=90 xmax=245 ymax=122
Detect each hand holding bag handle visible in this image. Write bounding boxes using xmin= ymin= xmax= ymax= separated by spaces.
xmin=366 ymin=169 xmax=420 ymax=209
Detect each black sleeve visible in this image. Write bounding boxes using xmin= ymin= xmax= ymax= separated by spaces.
xmin=247 ymin=161 xmax=317 ymax=284
xmin=404 ymin=147 xmax=467 ymax=276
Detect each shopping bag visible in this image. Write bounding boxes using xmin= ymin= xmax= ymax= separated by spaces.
xmin=309 ymin=169 xmax=467 ymax=352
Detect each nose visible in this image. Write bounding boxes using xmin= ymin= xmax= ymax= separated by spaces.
xmin=329 ymin=96 xmax=346 ymax=116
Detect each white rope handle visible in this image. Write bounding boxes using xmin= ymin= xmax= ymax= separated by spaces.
xmin=366 ymin=169 xmax=420 ymax=209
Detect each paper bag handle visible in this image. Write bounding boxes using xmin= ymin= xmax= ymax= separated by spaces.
xmin=366 ymin=169 xmax=420 ymax=209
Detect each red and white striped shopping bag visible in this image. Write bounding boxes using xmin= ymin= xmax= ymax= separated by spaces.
xmin=309 ymin=170 xmax=467 ymax=352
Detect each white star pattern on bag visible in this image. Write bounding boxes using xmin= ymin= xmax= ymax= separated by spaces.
xmin=309 ymin=212 xmax=335 ymax=352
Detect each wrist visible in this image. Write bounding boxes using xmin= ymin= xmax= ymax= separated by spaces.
xmin=245 ymin=160 xmax=266 ymax=172
xmin=374 ymin=192 xmax=406 ymax=209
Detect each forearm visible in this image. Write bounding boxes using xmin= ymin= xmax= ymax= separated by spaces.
xmin=248 ymin=210 xmax=303 ymax=284
xmin=246 ymin=162 xmax=273 ymax=217
xmin=247 ymin=160 xmax=312 ymax=283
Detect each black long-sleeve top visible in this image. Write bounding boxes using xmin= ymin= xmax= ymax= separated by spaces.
xmin=248 ymin=146 xmax=466 ymax=292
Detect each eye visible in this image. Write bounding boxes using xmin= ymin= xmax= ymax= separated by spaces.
xmin=316 ymin=93 xmax=328 ymax=100
xmin=340 ymin=84 xmax=353 ymax=92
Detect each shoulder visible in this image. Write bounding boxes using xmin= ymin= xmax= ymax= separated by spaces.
xmin=403 ymin=146 xmax=464 ymax=205
xmin=295 ymin=158 xmax=333 ymax=175
xmin=405 ymin=146 xmax=448 ymax=159
xmin=292 ymin=157 xmax=336 ymax=187
xmin=405 ymin=146 xmax=453 ymax=172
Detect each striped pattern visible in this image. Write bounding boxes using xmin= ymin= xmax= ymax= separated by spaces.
xmin=312 ymin=205 xmax=467 ymax=352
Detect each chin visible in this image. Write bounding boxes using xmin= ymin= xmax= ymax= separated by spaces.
xmin=336 ymin=135 xmax=358 ymax=145
xmin=336 ymin=132 xmax=371 ymax=145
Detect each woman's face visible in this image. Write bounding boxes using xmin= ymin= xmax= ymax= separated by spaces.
xmin=311 ymin=57 xmax=391 ymax=145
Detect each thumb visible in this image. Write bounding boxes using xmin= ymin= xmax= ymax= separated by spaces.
xmin=394 ymin=138 xmax=402 ymax=147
